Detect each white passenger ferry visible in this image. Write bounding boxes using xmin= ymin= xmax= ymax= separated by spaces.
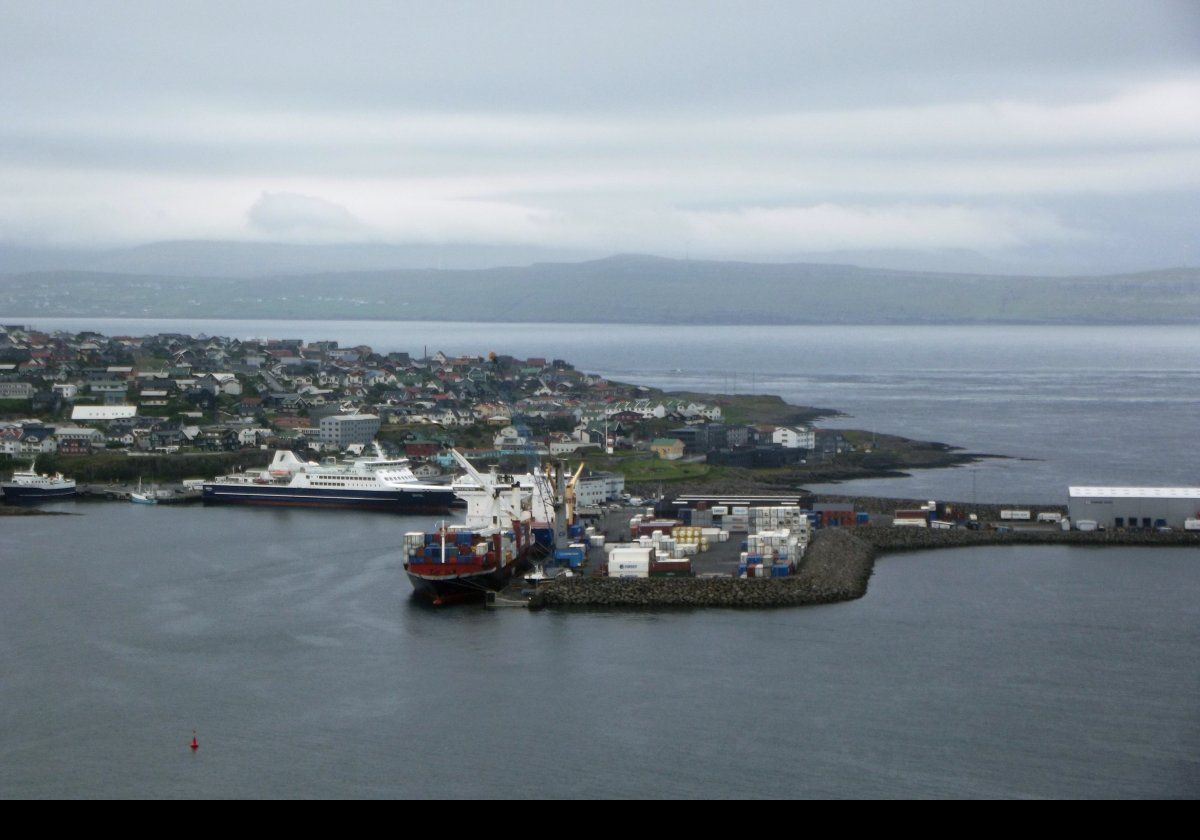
xmin=201 ymin=448 xmax=459 ymax=513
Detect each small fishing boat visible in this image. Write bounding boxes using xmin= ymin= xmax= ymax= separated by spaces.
xmin=130 ymin=478 xmax=159 ymax=505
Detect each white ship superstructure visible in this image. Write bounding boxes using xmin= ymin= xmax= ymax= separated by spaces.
xmin=1 ymin=462 xmax=77 ymax=502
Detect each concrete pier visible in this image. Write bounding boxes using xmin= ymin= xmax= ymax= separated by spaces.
xmin=77 ymin=483 xmax=202 ymax=503
xmin=532 ymin=526 xmax=1200 ymax=610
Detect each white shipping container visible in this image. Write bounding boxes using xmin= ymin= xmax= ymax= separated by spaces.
xmin=893 ymin=518 xmax=928 ymax=528
xmin=1036 ymin=512 xmax=1063 ymax=523
xmin=930 ymin=520 xmax=954 ymax=530
xmin=608 ymin=547 xmax=652 ymax=578
xmin=1000 ymin=510 xmax=1032 ymax=521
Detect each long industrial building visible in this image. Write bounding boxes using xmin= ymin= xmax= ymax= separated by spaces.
xmin=1067 ymin=487 xmax=1200 ymax=529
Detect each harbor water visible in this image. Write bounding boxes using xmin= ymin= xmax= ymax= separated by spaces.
xmin=1 ymin=504 xmax=1196 ymax=798
xmin=2 ymin=321 xmax=1198 ymax=797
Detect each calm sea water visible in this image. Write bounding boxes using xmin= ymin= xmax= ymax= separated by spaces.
xmin=2 ymin=319 xmax=1198 ymax=798
xmin=1 ymin=504 xmax=1197 ymax=799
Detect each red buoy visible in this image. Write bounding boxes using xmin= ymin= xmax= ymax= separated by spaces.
xmin=190 ymin=731 xmax=199 ymax=751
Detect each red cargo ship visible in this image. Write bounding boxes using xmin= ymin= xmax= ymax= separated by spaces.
xmin=402 ymin=450 xmax=554 ymax=605
xmin=402 ymin=521 xmax=533 ymax=605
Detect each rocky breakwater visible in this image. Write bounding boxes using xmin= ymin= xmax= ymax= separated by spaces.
xmin=856 ymin=526 xmax=1200 ymax=553
xmin=531 ymin=528 xmax=877 ymax=609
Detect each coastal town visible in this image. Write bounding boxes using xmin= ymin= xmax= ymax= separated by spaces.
xmin=0 ymin=324 xmax=848 ymax=496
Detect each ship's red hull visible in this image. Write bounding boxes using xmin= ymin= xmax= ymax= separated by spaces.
xmin=403 ymin=521 xmax=533 ymax=605
xmin=404 ymin=557 xmax=527 ymax=605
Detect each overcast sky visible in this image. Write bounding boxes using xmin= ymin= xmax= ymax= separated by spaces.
xmin=1 ymin=1 xmax=1197 ymax=272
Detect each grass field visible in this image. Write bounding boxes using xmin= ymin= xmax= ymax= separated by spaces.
xmin=565 ymin=451 xmax=721 ymax=483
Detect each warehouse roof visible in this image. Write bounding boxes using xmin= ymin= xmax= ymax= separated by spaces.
xmin=71 ymin=405 xmax=138 ymax=420
xmin=1069 ymin=486 xmax=1200 ymax=499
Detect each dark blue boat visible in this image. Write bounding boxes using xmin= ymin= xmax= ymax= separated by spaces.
xmin=2 ymin=466 xmax=77 ymax=503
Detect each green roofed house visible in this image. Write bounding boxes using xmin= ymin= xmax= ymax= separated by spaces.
xmin=650 ymin=438 xmax=685 ymax=461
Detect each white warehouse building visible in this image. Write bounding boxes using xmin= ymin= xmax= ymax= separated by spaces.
xmin=575 ymin=471 xmax=626 ymax=507
xmin=1067 ymin=486 xmax=1200 ymax=529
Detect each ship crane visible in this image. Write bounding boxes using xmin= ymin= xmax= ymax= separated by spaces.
xmin=531 ymin=464 xmax=557 ymax=524
xmin=449 ymin=448 xmax=524 ymax=528
xmin=546 ymin=459 xmax=586 ymax=550
xmin=565 ymin=461 xmax=585 ymax=525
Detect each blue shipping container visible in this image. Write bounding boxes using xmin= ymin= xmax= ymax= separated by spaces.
xmin=554 ymin=548 xmax=586 ymax=568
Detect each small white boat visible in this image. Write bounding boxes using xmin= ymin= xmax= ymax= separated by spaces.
xmin=524 ymin=563 xmax=550 ymax=585
xmin=523 ymin=563 xmax=575 ymax=585
xmin=130 ymin=478 xmax=160 ymax=505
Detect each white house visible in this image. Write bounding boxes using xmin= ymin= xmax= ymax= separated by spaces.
xmin=549 ymin=440 xmax=597 ymax=456
xmin=772 ymin=426 xmax=815 ymax=449
xmin=19 ymin=433 xmax=56 ymax=455
xmin=237 ymin=428 xmax=271 ymax=446
xmin=493 ymin=425 xmax=531 ymax=447
xmin=201 ymin=373 xmax=243 ymax=396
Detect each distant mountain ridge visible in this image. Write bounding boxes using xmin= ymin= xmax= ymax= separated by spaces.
xmin=2 ymin=254 xmax=1199 ymax=325
xmin=0 ymin=240 xmax=602 ymax=277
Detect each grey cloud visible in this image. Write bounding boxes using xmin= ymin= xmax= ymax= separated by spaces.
xmin=246 ymin=192 xmax=364 ymax=237
xmin=0 ymin=1 xmax=1197 ymax=272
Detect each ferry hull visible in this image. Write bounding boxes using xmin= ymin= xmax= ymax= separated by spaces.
xmin=201 ymin=483 xmax=459 ymax=514
xmin=1 ymin=484 xmax=77 ymax=503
